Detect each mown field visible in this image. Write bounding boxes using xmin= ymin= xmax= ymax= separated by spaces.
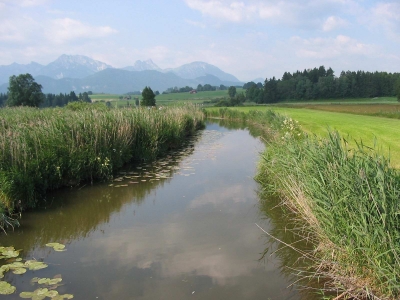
xmin=207 ymin=103 xmax=400 ymax=167
xmin=91 ymin=89 xmax=244 ymax=107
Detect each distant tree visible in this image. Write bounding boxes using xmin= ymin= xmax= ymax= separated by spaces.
xmin=243 ymin=81 xmax=256 ymax=89
xmin=395 ymin=78 xmax=400 ymax=102
xmin=228 ymin=86 xmax=237 ymax=98
xmin=69 ymin=91 xmax=78 ymax=102
xmin=141 ymin=86 xmax=156 ymax=106
xmin=81 ymin=92 xmax=91 ymax=103
xmin=155 ymin=90 xmax=160 ymax=96
xmin=203 ymin=84 xmax=215 ymax=91
xmin=0 ymin=93 xmax=8 ymax=106
xmin=7 ymin=73 xmax=44 ymax=107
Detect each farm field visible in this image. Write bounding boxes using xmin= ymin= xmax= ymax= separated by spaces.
xmin=277 ymin=96 xmax=397 ymax=105
xmin=208 ymin=105 xmax=400 ymax=167
xmin=90 ymin=89 xmax=244 ymax=107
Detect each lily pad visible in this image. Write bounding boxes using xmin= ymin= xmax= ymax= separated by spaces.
xmin=45 ymin=243 xmax=66 ymax=252
xmin=20 ymin=288 xmax=49 ymax=299
xmin=53 ymin=294 xmax=74 ymax=299
xmin=0 ymin=281 xmax=16 ymax=295
xmin=12 ymin=267 xmax=27 ymax=275
xmin=38 ymin=278 xmax=62 ymax=285
xmin=25 ymin=260 xmax=48 ymax=271
xmin=0 ymin=247 xmax=20 ymax=259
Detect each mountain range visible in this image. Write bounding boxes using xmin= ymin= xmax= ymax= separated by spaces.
xmin=0 ymin=55 xmax=243 ymax=94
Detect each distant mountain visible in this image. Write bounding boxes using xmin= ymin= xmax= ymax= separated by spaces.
xmin=166 ymin=62 xmax=240 ymax=82
xmin=3 ymin=69 xmax=239 ymax=94
xmin=0 ymin=55 xmax=113 ymax=84
xmin=41 ymin=54 xmax=112 ymax=79
xmin=0 ymin=55 xmax=244 ymax=93
xmin=0 ymin=62 xmax=44 ymax=85
xmin=123 ymin=59 xmax=161 ymax=72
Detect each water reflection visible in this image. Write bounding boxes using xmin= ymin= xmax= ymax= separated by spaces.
xmin=0 ymin=121 xmax=301 ymax=300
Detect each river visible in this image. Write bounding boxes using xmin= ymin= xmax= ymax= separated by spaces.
xmin=0 ymin=121 xmax=305 ymax=299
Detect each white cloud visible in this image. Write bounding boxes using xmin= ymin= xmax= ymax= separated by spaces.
xmin=0 ymin=0 xmax=49 ymax=7
xmin=185 ymin=0 xmax=255 ymax=22
xmin=184 ymin=0 xmax=355 ymax=30
xmin=46 ymin=18 xmax=117 ymax=44
xmin=322 ymin=16 xmax=348 ymax=31
xmin=371 ymin=2 xmax=400 ymax=40
xmin=290 ymin=35 xmax=377 ymax=59
xmin=19 ymin=0 xmax=49 ymax=7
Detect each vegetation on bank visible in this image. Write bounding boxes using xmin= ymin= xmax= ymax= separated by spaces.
xmin=206 ymin=108 xmax=400 ymax=299
xmin=207 ymin=105 xmax=400 ymax=168
xmin=0 ymin=104 xmax=204 ymax=224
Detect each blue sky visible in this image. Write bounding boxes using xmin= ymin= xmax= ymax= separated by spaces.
xmin=0 ymin=0 xmax=399 ymax=81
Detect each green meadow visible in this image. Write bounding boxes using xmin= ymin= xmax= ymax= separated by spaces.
xmin=91 ymin=89 xmax=245 ymax=107
xmin=207 ymin=105 xmax=400 ymax=167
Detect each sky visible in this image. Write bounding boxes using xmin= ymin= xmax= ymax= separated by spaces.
xmin=0 ymin=0 xmax=399 ymax=81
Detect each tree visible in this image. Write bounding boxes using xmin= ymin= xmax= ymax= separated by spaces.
xmin=228 ymin=86 xmax=237 ymax=98
xmin=395 ymin=78 xmax=400 ymax=102
xmin=7 ymin=73 xmax=44 ymax=107
xmin=141 ymin=86 xmax=156 ymax=106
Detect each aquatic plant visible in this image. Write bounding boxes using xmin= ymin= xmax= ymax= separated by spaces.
xmin=0 ymin=105 xmax=204 ymax=221
xmin=0 ymin=244 xmax=74 ymax=298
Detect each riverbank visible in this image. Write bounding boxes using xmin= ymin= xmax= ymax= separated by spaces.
xmin=205 ymin=108 xmax=400 ymax=299
xmin=0 ymin=104 xmax=204 ymax=226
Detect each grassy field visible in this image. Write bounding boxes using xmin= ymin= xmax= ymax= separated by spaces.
xmin=276 ymin=96 xmax=398 ymax=105
xmin=207 ymin=106 xmax=400 ymax=167
xmin=91 ymin=89 xmax=245 ymax=107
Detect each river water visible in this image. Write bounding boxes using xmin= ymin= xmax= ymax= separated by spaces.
xmin=0 ymin=121 xmax=305 ymax=299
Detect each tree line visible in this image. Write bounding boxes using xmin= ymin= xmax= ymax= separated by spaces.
xmin=41 ymin=91 xmax=92 ymax=107
xmin=245 ymin=66 xmax=400 ymax=103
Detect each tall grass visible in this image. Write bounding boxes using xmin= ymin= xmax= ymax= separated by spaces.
xmin=209 ymin=108 xmax=400 ymax=299
xmin=0 ymin=105 xmax=204 ymax=216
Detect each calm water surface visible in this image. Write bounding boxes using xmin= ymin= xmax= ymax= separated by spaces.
xmin=0 ymin=121 xmax=303 ymax=299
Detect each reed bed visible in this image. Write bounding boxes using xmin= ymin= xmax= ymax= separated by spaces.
xmin=0 ymin=105 xmax=204 ymax=216
xmin=208 ymin=108 xmax=400 ymax=299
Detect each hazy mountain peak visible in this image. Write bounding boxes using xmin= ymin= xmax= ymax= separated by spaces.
xmin=50 ymin=54 xmax=112 ymax=71
xmin=123 ymin=59 xmax=161 ymax=72
xmin=169 ymin=61 xmax=240 ymax=82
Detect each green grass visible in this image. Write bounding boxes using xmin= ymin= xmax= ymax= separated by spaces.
xmin=275 ymin=96 xmax=398 ymax=105
xmin=90 ymin=94 xmax=121 ymax=101
xmin=207 ymin=106 xmax=400 ymax=168
xmin=206 ymin=107 xmax=400 ymax=299
xmin=256 ymin=129 xmax=400 ymax=299
xmin=156 ymin=89 xmax=244 ymax=101
xmin=91 ymin=90 xmax=243 ymax=107
xmin=0 ymin=104 xmax=205 ymax=217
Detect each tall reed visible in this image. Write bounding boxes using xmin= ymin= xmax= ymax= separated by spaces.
xmin=208 ymin=107 xmax=400 ymax=299
xmin=0 ymin=105 xmax=204 ymax=216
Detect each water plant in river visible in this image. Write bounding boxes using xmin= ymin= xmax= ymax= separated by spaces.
xmin=0 ymin=105 xmax=204 ymax=226
xmin=0 ymin=244 xmax=73 ymax=298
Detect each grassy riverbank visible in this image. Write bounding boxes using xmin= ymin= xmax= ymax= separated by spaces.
xmin=0 ymin=104 xmax=204 ymax=221
xmin=205 ymin=108 xmax=400 ymax=299
xmin=207 ymin=106 xmax=400 ymax=168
